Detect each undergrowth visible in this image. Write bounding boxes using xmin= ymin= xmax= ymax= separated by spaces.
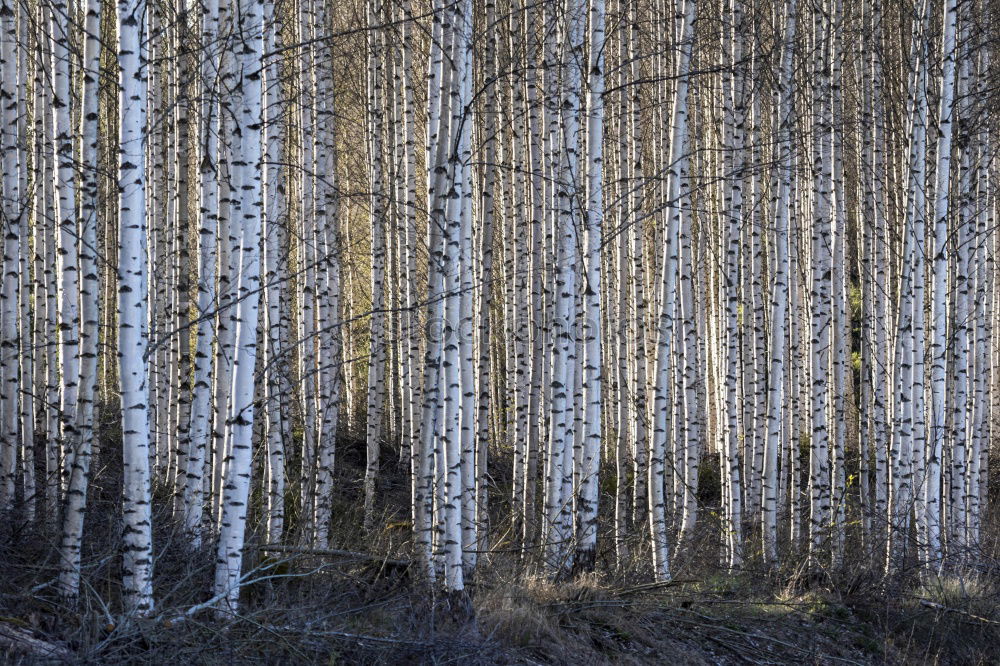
xmin=1 ymin=424 xmax=998 ymax=664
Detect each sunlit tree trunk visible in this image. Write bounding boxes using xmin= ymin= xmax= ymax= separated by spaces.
xmin=927 ymin=0 xmax=959 ymax=567
xmin=363 ymin=0 xmax=388 ymax=533
xmin=35 ymin=14 xmax=62 ymax=519
xmin=649 ymin=0 xmax=696 ymax=582
xmin=414 ymin=0 xmax=453 ymax=580
xmin=313 ymin=0 xmax=342 ymax=548
xmin=213 ymin=0 xmax=264 ymax=611
xmin=719 ymin=0 xmax=745 ymax=569
xmin=762 ymin=0 xmax=796 ymax=567
xmin=458 ymin=0 xmax=479 ymax=571
xmin=293 ymin=0 xmax=321 ymax=539
xmin=437 ymin=0 xmax=472 ymax=592
xmin=184 ymin=0 xmax=223 ymax=543
xmin=399 ymin=0 xmax=420 ymax=538
xmin=947 ymin=0 xmax=972 ymax=559
xmin=809 ymin=0 xmax=833 ymax=561
xmin=52 ymin=0 xmax=81 ymax=497
xmin=210 ymin=0 xmax=239 ymax=527
xmin=0 ymin=0 xmax=21 ymax=514
xmin=626 ymin=4 xmax=647 ymax=537
xmin=15 ymin=0 xmax=34 ymax=523
xmin=575 ymin=0 xmax=605 ymax=571
xmin=59 ymin=0 xmax=103 ymax=599
xmin=261 ymin=0 xmax=287 ymax=544
xmin=118 ymin=0 xmax=154 ymax=612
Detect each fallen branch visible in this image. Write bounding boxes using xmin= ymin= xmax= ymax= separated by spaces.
xmin=0 ymin=622 xmax=73 ymax=662
xmin=612 ymin=580 xmax=701 ymax=596
xmin=919 ymin=599 xmax=1000 ymax=626
xmin=257 ymin=544 xmax=410 ymax=569
xmin=267 ymin=625 xmax=433 ymax=646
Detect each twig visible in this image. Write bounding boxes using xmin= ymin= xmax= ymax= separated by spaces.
xmin=257 ymin=544 xmax=411 ymax=569
xmin=918 ymin=599 xmax=1000 ymax=626
xmin=267 ymin=625 xmax=433 ymax=646
xmin=611 ymin=580 xmax=702 ymax=596
xmin=669 ymin=608 xmax=866 ymax=665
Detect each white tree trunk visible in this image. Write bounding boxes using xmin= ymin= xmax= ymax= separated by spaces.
xmin=719 ymin=0 xmax=745 ymax=569
xmin=363 ymin=0 xmax=388 ymax=533
xmin=928 ymin=0 xmax=958 ymax=567
xmin=53 ymin=0 xmax=80 ymax=497
xmin=762 ymin=0 xmax=796 ymax=566
xmin=213 ymin=0 xmax=263 ymax=611
xmin=413 ymin=0 xmax=452 ymax=579
xmin=575 ymin=0 xmax=605 ymax=570
xmin=0 ymin=0 xmax=21 ymax=514
xmin=809 ymin=2 xmax=833 ymax=561
xmin=184 ymin=0 xmax=223 ymax=543
xmin=59 ymin=0 xmax=103 ymax=598
xmin=313 ymin=0 xmax=341 ymax=547
xmin=118 ymin=0 xmax=154 ymax=611
xmin=649 ymin=0 xmax=696 ymax=582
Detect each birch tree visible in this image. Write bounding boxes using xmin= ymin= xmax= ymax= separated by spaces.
xmin=649 ymin=0 xmax=696 ymax=582
xmin=118 ymin=0 xmax=154 ymax=612
xmin=59 ymin=0 xmax=104 ymax=599
xmin=762 ymin=0 xmax=796 ymax=566
xmin=364 ymin=0 xmax=388 ymax=534
xmin=213 ymin=0 xmax=264 ymax=612
xmin=184 ymin=0 xmax=223 ymax=543
xmin=575 ymin=0 xmax=605 ymax=571
xmin=0 ymin=0 xmax=20 ymax=515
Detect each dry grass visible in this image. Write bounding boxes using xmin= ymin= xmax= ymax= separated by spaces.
xmin=2 ymin=519 xmax=999 ymax=664
xmin=1 ymin=430 xmax=999 ymax=664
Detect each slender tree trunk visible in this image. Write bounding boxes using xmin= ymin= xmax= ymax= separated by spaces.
xmin=0 ymin=0 xmax=21 ymax=514
xmin=58 ymin=0 xmax=103 ymax=599
xmin=213 ymin=0 xmax=264 ymax=612
xmin=575 ymin=0 xmax=605 ymax=572
xmin=762 ymin=0 xmax=796 ymax=566
xmin=313 ymin=0 xmax=342 ymax=548
xmin=928 ymin=0 xmax=958 ymax=568
xmin=118 ymin=0 xmax=154 ymax=612
xmin=184 ymin=0 xmax=223 ymax=543
xmin=363 ymin=0 xmax=388 ymax=533
xmin=649 ymin=0 xmax=696 ymax=582
xmin=413 ymin=0 xmax=451 ymax=580
xmin=809 ymin=1 xmax=833 ymax=563
xmin=53 ymin=0 xmax=81 ymax=498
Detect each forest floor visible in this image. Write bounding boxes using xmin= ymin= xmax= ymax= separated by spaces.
xmin=3 ymin=544 xmax=998 ymax=665
xmin=1 ymin=429 xmax=998 ymax=665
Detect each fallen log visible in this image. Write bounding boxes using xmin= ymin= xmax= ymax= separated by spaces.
xmin=0 ymin=622 xmax=73 ymax=663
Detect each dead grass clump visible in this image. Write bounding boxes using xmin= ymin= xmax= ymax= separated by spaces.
xmin=899 ymin=574 xmax=1000 ymax=665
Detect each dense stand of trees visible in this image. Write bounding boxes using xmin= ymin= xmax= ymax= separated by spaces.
xmin=0 ymin=0 xmax=997 ymax=616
